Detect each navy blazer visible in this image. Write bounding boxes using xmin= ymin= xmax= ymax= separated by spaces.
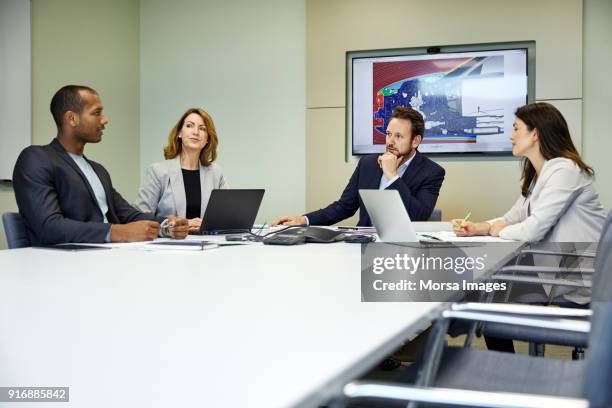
xmin=12 ymin=138 xmax=157 ymax=245
xmin=306 ymin=152 xmax=445 ymax=226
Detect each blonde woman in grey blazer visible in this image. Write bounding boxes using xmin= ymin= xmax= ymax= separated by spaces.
xmin=137 ymin=108 xmax=228 ymax=232
xmin=453 ymin=102 xmax=606 ymax=243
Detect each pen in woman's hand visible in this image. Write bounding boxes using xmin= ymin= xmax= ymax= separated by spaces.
xmin=454 ymin=211 xmax=471 ymax=231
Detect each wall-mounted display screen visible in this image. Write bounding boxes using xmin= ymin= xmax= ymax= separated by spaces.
xmin=348 ymin=43 xmax=534 ymax=155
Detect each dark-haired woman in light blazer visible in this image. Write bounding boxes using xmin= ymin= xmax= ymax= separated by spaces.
xmin=137 ymin=108 xmax=228 ymax=232
xmin=453 ymin=102 xmax=605 ymax=243
xmin=452 ymin=102 xmax=606 ymax=353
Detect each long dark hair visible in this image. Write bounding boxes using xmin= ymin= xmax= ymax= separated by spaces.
xmin=515 ymin=102 xmax=593 ymax=197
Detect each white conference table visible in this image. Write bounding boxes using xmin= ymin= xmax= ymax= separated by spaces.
xmin=0 ymin=235 xmax=448 ymax=407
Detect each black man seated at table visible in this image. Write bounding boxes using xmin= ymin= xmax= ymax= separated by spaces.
xmin=12 ymin=85 xmax=189 ymax=245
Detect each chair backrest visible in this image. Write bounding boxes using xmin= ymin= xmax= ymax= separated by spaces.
xmin=584 ymin=262 xmax=612 ymax=406
xmin=428 ymin=209 xmax=442 ymax=222
xmin=584 ymin=211 xmax=612 ymax=406
xmin=593 ymin=211 xmax=612 ymax=272
xmin=2 ymin=212 xmax=31 ymax=249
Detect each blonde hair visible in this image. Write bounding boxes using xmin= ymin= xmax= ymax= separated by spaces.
xmin=163 ymin=108 xmax=218 ymax=166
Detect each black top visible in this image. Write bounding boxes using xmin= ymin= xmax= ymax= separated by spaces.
xmin=181 ymin=169 xmax=201 ymax=219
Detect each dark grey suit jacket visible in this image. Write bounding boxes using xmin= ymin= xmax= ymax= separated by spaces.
xmin=12 ymin=138 xmax=157 ymax=245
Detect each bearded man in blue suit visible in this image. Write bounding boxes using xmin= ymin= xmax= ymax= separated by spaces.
xmin=272 ymin=106 xmax=445 ymax=227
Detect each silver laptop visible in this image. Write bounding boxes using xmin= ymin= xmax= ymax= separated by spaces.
xmin=359 ymin=189 xmax=451 ymax=243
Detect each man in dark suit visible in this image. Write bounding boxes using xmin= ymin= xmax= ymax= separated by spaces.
xmin=12 ymin=85 xmax=189 ymax=245
xmin=272 ymin=106 xmax=445 ymax=227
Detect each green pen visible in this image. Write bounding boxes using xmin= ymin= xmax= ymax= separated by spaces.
xmin=455 ymin=211 xmax=472 ymax=231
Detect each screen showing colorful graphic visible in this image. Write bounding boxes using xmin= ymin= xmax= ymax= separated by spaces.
xmin=351 ymin=49 xmax=528 ymax=154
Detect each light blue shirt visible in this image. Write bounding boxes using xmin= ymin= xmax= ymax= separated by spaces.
xmin=304 ymin=152 xmax=416 ymax=225
xmin=68 ymin=152 xmax=112 ymax=242
xmin=379 ymin=152 xmax=416 ymax=189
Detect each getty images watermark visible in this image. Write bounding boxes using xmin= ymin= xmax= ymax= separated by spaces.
xmin=361 ymin=242 xmax=535 ymax=302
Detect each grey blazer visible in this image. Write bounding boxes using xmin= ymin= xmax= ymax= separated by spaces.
xmin=498 ymin=158 xmax=606 ymax=242
xmin=136 ymin=157 xmax=228 ymax=218
xmin=497 ymin=158 xmax=606 ymax=304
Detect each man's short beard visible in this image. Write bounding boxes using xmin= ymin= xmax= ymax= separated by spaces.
xmin=397 ymin=147 xmax=416 ymax=163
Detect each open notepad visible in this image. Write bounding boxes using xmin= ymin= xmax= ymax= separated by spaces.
xmin=416 ymin=231 xmax=514 ymax=243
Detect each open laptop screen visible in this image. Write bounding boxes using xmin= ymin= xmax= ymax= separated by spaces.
xmin=197 ymin=189 xmax=265 ymax=234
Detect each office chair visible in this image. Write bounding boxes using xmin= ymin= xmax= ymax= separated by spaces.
xmin=481 ymin=211 xmax=612 ymax=357
xmin=513 ymin=210 xmax=611 ymax=262
xmin=428 ymin=208 xmax=442 ymax=222
xmin=340 ymin=245 xmax=612 ymax=408
xmin=500 ymin=211 xmax=611 ymax=283
xmin=2 ymin=212 xmax=31 ymax=249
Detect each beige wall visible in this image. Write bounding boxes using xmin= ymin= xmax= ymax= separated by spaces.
xmin=1 ymin=0 xmax=304 ymax=249
xmin=306 ymin=0 xmax=585 ymax=224
xmin=583 ymin=0 xmax=612 ymax=210
xmin=139 ymin=0 xmax=306 ymax=224
xmin=0 ymin=0 xmax=140 ymax=249
xmin=2 ymin=0 xmax=609 ymax=249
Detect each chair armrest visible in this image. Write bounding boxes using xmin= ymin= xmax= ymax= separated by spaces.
xmin=498 ymin=265 xmax=595 ymax=274
xmin=451 ymin=303 xmax=592 ymax=318
xmin=520 ymin=249 xmax=596 ymax=258
xmin=441 ymin=310 xmax=590 ymax=333
xmin=343 ymin=382 xmax=588 ymax=408
xmin=491 ymin=274 xmax=592 ymax=288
